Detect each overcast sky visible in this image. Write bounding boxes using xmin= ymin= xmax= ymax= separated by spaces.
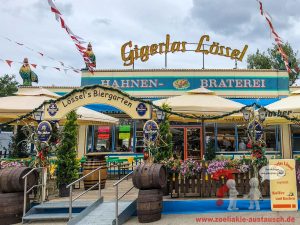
xmin=0 ymin=0 xmax=299 ymax=86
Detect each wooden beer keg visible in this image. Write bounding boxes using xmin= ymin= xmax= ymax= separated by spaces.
xmin=83 ymin=160 xmax=107 ymax=190
xmin=0 ymin=167 xmax=38 ymax=193
xmin=0 ymin=192 xmax=29 ymax=225
xmin=137 ymin=189 xmax=163 ymax=223
xmin=132 ymin=163 xmax=166 ymax=190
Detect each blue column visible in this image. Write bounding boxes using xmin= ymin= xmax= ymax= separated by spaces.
xmin=111 ymin=125 xmax=116 ymax=152
xmin=275 ymin=125 xmax=279 ymax=152
xmin=214 ymin=123 xmax=218 ymax=152
xmin=133 ymin=120 xmax=137 ymax=153
xmin=91 ymin=125 xmax=95 ymax=151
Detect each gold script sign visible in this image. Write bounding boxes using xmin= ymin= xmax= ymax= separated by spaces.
xmin=121 ymin=34 xmax=248 ymax=66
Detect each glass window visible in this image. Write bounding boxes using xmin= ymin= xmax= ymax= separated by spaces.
xmin=187 ymin=128 xmax=201 ymax=160
xmin=264 ymin=125 xmax=277 ymax=151
xmin=86 ymin=125 xmax=93 ymax=153
xmin=237 ymin=124 xmax=248 ymax=151
xmin=204 ymin=123 xmax=215 ymax=147
xmin=86 ymin=125 xmax=112 ymax=152
xmin=171 ymin=127 xmax=184 ymax=160
xmin=115 ymin=124 xmax=133 ymax=152
xmin=291 ymin=125 xmax=300 ymax=153
xmin=135 ymin=120 xmax=145 ymax=153
xmin=216 ymin=124 xmax=236 ymax=152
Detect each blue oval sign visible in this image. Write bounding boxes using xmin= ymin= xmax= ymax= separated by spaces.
xmin=37 ymin=121 xmax=52 ymax=142
xmin=143 ymin=120 xmax=159 ymax=143
xmin=136 ymin=103 xmax=147 ymax=116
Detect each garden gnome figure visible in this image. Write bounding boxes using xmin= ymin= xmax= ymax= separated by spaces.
xmin=226 ymin=179 xmax=239 ymax=210
xmin=248 ymin=177 xmax=262 ymax=210
xmin=19 ymin=58 xmax=38 ymax=86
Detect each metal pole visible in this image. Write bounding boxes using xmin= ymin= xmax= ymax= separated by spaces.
xmin=201 ymin=119 xmax=205 ymax=160
xmin=23 ymin=177 xmax=28 ymax=217
xmin=69 ymin=185 xmax=73 ymax=220
xmin=165 ymin=52 xmax=167 ymax=68
xmin=41 ymin=168 xmax=44 ymax=204
xmin=202 ymin=44 xmax=205 ymax=69
xmin=98 ymin=169 xmax=101 ymax=199
xmin=115 ymin=185 xmax=119 ymax=225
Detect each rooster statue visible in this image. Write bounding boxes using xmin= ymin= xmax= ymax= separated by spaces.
xmin=19 ymin=58 xmax=38 ymax=86
xmin=84 ymin=42 xmax=96 ymax=69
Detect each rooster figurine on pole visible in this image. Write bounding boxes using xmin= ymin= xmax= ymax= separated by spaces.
xmin=19 ymin=58 xmax=38 ymax=86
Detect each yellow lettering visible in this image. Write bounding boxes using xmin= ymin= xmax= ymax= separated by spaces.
xmin=140 ymin=46 xmax=150 ymax=62
xmin=230 ymin=49 xmax=241 ymax=59
xmin=134 ymin=45 xmax=139 ymax=60
xmin=218 ymin=46 xmax=225 ymax=56
xmin=121 ymin=41 xmax=134 ymax=66
xmin=195 ymin=35 xmax=210 ymax=54
xmin=171 ymin=42 xmax=181 ymax=53
xmin=181 ymin=41 xmax=187 ymax=52
xmin=150 ymin=44 xmax=158 ymax=55
xmin=238 ymin=45 xmax=249 ymax=61
xmin=165 ymin=34 xmax=171 ymax=53
xmin=225 ymin=47 xmax=232 ymax=57
xmin=209 ymin=42 xmax=219 ymax=55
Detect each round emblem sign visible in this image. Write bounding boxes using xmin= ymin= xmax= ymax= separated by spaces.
xmin=136 ymin=103 xmax=147 ymax=116
xmin=247 ymin=121 xmax=263 ymax=141
xmin=37 ymin=121 xmax=52 ymax=142
xmin=47 ymin=103 xmax=59 ymax=117
xmin=143 ymin=120 xmax=159 ymax=143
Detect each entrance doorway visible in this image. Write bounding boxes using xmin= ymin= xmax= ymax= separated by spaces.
xmin=171 ymin=126 xmax=203 ymax=160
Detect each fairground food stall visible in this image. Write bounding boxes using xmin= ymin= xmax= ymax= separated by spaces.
xmin=18 ymin=68 xmax=295 ymax=159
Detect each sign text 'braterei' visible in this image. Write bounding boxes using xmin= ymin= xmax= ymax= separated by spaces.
xmin=121 ymin=34 xmax=248 ymax=66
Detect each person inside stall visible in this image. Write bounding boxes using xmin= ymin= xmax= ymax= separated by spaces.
xmin=120 ymin=145 xmax=128 ymax=152
xmin=222 ymin=137 xmax=231 ymax=150
xmin=239 ymin=139 xmax=246 ymax=151
xmin=100 ymin=146 xmax=107 ymax=152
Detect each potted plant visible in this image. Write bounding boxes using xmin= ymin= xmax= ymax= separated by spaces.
xmin=56 ymin=111 xmax=79 ymax=197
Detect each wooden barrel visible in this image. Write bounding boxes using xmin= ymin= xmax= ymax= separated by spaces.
xmin=137 ymin=189 xmax=163 ymax=223
xmin=0 ymin=192 xmax=29 ymax=225
xmin=132 ymin=163 xmax=166 ymax=190
xmin=83 ymin=160 xmax=107 ymax=190
xmin=0 ymin=167 xmax=38 ymax=193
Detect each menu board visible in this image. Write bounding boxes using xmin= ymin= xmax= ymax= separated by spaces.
xmin=269 ymin=159 xmax=298 ymax=211
xmin=119 ymin=125 xmax=131 ymax=140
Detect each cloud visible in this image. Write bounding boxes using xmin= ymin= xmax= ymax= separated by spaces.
xmin=32 ymin=0 xmax=73 ymax=18
xmin=92 ymin=18 xmax=112 ymax=26
xmin=0 ymin=0 xmax=299 ymax=86
xmin=190 ymin=0 xmax=300 ymax=41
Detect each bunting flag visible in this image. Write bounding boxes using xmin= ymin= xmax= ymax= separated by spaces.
xmin=1 ymin=36 xmax=80 ymax=72
xmin=47 ymin=0 xmax=94 ymax=73
xmin=0 ymin=58 xmax=81 ymax=74
xmin=257 ymin=1 xmax=291 ymax=73
xmin=5 ymin=60 xmax=13 ymax=67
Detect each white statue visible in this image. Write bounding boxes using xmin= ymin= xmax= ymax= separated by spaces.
xmin=247 ymin=177 xmax=262 ymax=210
xmin=226 ymin=179 xmax=239 ymax=210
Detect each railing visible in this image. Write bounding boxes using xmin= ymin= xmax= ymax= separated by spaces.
xmin=113 ymin=171 xmax=135 ymax=225
xmin=22 ymin=167 xmax=46 ymax=217
xmin=66 ymin=166 xmax=103 ymax=220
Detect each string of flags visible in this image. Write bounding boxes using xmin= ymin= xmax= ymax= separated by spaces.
xmin=1 ymin=36 xmax=79 ymax=72
xmin=257 ymin=0 xmax=291 ymax=73
xmin=47 ymin=0 xmax=95 ymax=73
xmin=0 ymin=58 xmax=80 ymax=74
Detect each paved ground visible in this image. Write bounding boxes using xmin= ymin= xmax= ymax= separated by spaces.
xmin=14 ymin=179 xmax=300 ymax=225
